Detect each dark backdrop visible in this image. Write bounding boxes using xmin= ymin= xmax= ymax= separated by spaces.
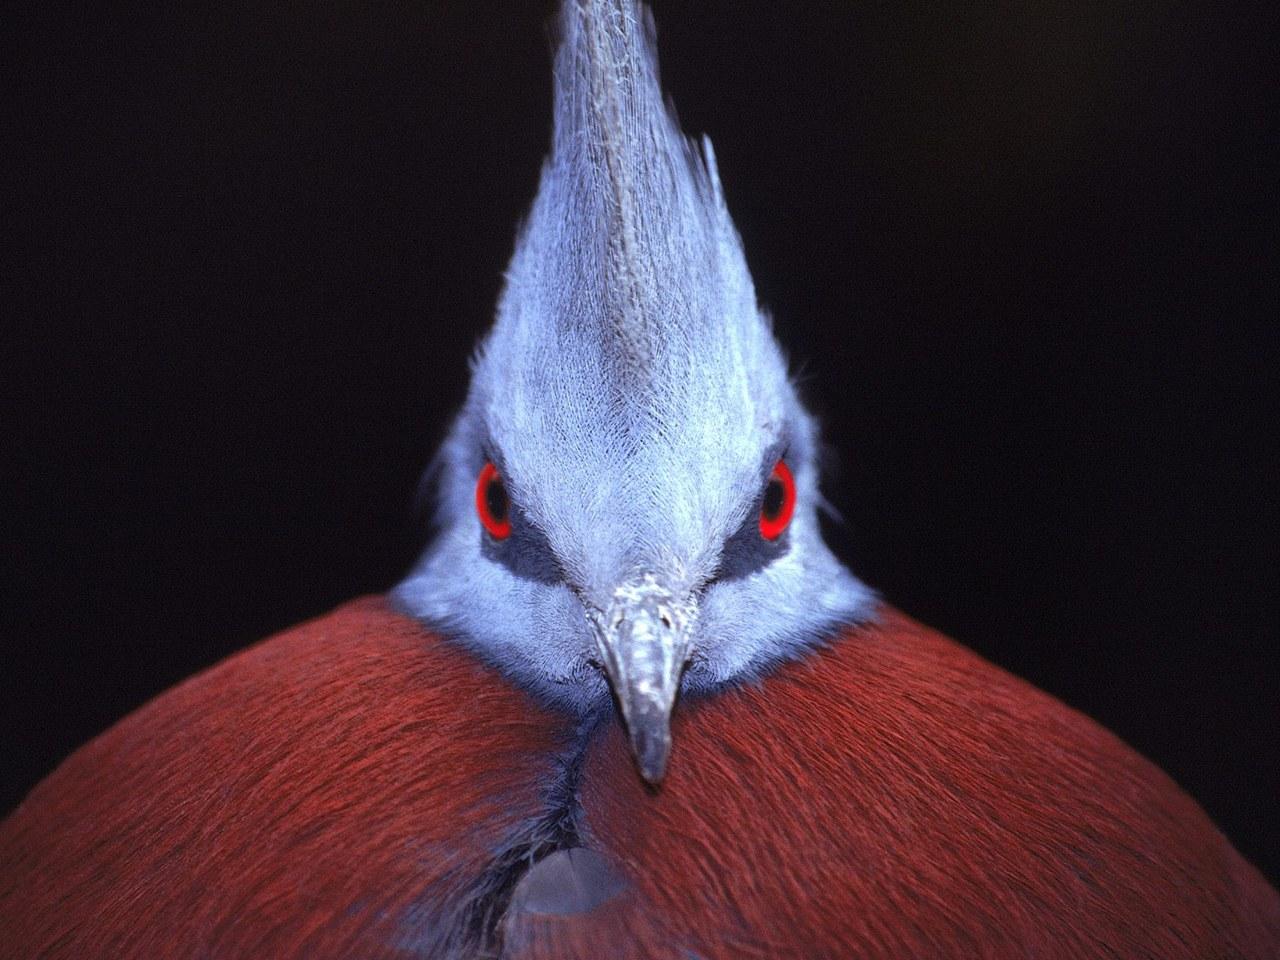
xmin=6 ymin=1 xmax=1277 ymax=883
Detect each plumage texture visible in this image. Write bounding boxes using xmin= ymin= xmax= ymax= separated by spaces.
xmin=2 ymin=599 xmax=1276 ymax=958
xmin=394 ymin=0 xmax=871 ymax=710
xmin=6 ymin=2 xmax=1276 ymax=956
xmin=0 ymin=600 xmax=569 ymax=958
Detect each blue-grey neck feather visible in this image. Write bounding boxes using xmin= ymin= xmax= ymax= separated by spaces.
xmin=395 ymin=0 xmax=874 ymax=710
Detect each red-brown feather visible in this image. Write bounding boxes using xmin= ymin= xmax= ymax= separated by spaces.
xmin=0 ymin=597 xmax=574 ymax=958
xmin=529 ymin=608 xmax=1280 ymax=958
xmin=2 ymin=599 xmax=1277 ymax=959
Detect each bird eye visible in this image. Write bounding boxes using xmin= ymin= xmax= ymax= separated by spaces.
xmin=759 ymin=459 xmax=796 ymax=540
xmin=475 ymin=461 xmax=512 ymax=539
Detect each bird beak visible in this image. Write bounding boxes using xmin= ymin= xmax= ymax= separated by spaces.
xmin=587 ymin=576 xmax=698 ymax=784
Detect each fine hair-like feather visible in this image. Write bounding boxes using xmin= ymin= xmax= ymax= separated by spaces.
xmin=2 ymin=601 xmax=1276 ymax=957
xmin=394 ymin=0 xmax=873 ymax=711
xmin=5 ymin=2 xmax=1275 ymax=957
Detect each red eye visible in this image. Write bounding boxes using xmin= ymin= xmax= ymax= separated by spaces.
xmin=475 ymin=461 xmax=512 ymax=539
xmin=759 ymin=459 xmax=796 ymax=540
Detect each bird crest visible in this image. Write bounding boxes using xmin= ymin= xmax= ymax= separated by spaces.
xmin=397 ymin=0 xmax=872 ymax=780
xmin=503 ymin=0 xmax=741 ymax=386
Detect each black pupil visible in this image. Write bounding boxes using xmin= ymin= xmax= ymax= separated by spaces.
xmin=762 ymin=478 xmax=785 ymax=519
xmin=486 ymin=474 xmax=509 ymax=523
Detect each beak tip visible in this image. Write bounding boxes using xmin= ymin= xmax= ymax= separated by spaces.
xmin=590 ymin=576 xmax=696 ymax=788
xmin=629 ymin=724 xmax=672 ymax=785
xmin=637 ymin=755 xmax=668 ymax=785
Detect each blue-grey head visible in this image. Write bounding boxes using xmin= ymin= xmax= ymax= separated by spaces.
xmin=395 ymin=0 xmax=872 ymax=782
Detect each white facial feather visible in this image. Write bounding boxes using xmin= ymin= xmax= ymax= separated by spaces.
xmin=395 ymin=0 xmax=873 ymax=709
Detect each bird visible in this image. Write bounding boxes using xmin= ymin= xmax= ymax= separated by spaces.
xmin=2 ymin=1 xmax=1277 ymax=957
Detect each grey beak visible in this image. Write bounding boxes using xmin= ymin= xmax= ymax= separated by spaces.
xmin=588 ymin=576 xmax=698 ymax=784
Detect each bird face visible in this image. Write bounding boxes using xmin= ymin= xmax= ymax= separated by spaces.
xmin=394 ymin=0 xmax=872 ymax=781
xmin=457 ymin=312 xmax=819 ymax=782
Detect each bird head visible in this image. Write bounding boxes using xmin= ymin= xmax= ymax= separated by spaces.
xmin=395 ymin=0 xmax=872 ymax=783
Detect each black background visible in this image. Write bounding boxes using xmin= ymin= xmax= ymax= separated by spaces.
xmin=6 ymin=1 xmax=1277 ymax=884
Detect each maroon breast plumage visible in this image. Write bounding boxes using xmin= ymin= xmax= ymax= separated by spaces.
xmin=2 ymin=598 xmax=1276 ymax=958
